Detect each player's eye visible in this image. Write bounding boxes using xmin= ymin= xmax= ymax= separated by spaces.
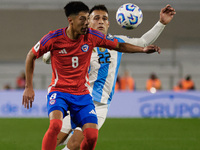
xmin=103 ymin=17 xmax=108 ymax=21
xmin=94 ymin=16 xmax=100 ymax=20
xmin=80 ymin=16 xmax=86 ymax=21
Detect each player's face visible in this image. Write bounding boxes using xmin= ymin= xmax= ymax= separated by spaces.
xmin=71 ymin=11 xmax=89 ymax=35
xmin=89 ymin=10 xmax=110 ymax=35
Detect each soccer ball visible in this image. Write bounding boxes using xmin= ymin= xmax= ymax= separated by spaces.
xmin=116 ymin=3 xmax=143 ymax=30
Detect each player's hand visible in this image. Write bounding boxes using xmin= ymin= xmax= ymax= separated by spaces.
xmin=159 ymin=4 xmax=176 ymax=25
xmin=22 ymin=87 xmax=35 ymax=109
xmin=143 ymin=45 xmax=161 ymax=54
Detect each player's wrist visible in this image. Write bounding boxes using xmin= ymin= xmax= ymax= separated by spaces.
xmin=158 ymin=20 xmax=167 ymax=26
xmin=142 ymin=47 xmax=147 ymax=53
xmin=25 ymin=84 xmax=33 ymax=89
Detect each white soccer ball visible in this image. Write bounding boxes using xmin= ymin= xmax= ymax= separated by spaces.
xmin=116 ymin=3 xmax=143 ymax=30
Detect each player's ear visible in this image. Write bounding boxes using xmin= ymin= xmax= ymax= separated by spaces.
xmin=67 ymin=16 xmax=73 ymax=25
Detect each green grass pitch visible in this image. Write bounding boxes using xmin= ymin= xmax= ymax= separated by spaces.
xmin=0 ymin=118 xmax=199 ymax=150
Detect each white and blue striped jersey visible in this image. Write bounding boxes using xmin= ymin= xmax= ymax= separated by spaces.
xmin=88 ymin=21 xmax=165 ymax=104
xmin=88 ymin=36 xmax=123 ymax=105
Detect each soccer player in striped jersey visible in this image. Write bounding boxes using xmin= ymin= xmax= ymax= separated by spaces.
xmin=43 ymin=4 xmax=175 ymax=150
xmin=23 ymin=1 xmax=160 ymax=150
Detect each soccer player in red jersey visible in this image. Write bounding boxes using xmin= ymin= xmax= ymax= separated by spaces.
xmin=22 ymin=1 xmax=160 ymax=150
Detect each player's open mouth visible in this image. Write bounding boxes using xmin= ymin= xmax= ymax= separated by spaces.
xmin=82 ymin=28 xmax=88 ymax=32
xmin=98 ymin=26 xmax=104 ymax=30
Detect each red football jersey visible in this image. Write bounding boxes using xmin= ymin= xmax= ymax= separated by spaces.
xmin=32 ymin=27 xmax=118 ymax=95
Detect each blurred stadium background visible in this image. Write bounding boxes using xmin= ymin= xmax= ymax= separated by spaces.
xmin=0 ymin=0 xmax=200 ymax=150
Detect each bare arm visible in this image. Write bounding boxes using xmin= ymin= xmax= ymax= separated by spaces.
xmin=114 ymin=42 xmax=161 ymax=54
xmin=22 ymin=50 xmax=36 ymax=109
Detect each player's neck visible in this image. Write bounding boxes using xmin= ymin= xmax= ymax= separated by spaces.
xmin=66 ymin=26 xmax=80 ymax=40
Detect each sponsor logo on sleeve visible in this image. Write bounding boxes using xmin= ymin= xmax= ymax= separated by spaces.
xmin=34 ymin=41 xmax=40 ymax=52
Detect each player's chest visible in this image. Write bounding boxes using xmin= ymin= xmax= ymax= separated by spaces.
xmin=53 ymin=42 xmax=93 ymax=58
xmin=91 ymin=47 xmax=118 ymax=65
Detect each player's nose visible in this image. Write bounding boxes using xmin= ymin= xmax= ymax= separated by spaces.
xmin=99 ymin=18 xmax=104 ymax=24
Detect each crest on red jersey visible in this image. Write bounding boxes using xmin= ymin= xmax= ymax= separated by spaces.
xmin=81 ymin=44 xmax=89 ymax=52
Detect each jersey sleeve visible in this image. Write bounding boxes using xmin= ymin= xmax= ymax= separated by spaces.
xmin=115 ymin=21 xmax=165 ymax=47
xmin=88 ymin=28 xmax=118 ymax=50
xmin=31 ymin=31 xmax=54 ymax=59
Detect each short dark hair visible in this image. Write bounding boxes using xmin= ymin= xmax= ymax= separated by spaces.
xmin=64 ymin=1 xmax=89 ymax=17
xmin=89 ymin=5 xmax=109 ymax=15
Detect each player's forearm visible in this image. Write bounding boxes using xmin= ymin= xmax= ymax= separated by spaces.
xmin=115 ymin=42 xmax=144 ymax=53
xmin=25 ymin=50 xmax=36 ymax=89
xmin=139 ymin=21 xmax=165 ymax=46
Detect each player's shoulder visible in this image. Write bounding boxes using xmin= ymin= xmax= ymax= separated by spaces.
xmin=47 ymin=28 xmax=65 ymax=37
xmin=87 ymin=28 xmax=105 ymax=39
xmin=41 ymin=28 xmax=65 ymax=45
xmin=114 ymin=35 xmax=132 ymax=43
xmin=113 ymin=35 xmax=127 ymax=43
